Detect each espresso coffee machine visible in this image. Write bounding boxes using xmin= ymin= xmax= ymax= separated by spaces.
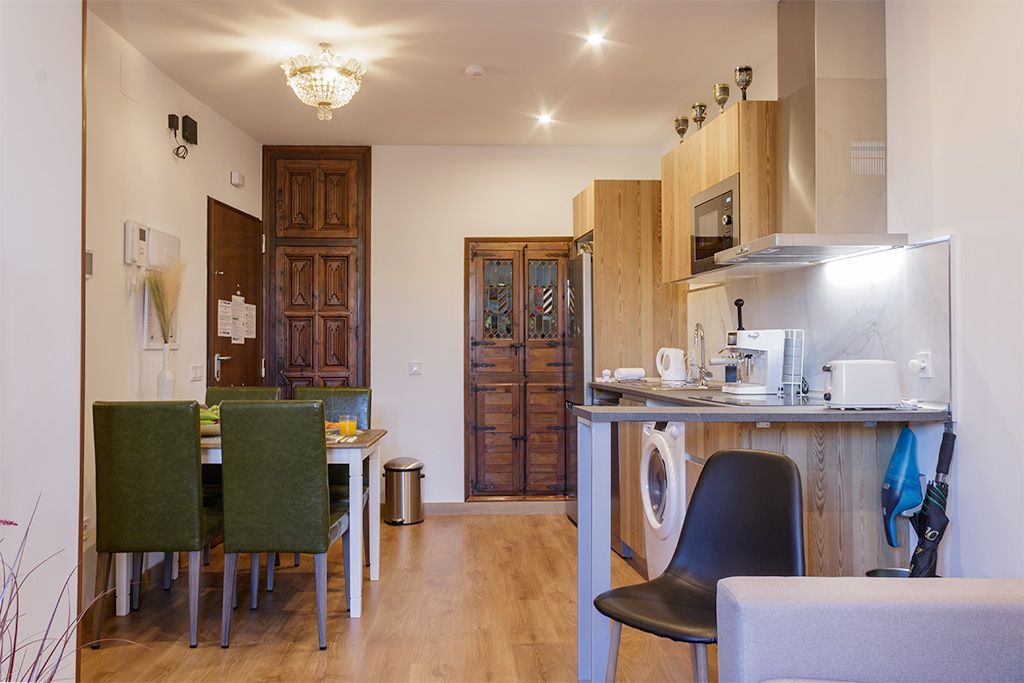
xmin=712 ymin=329 xmax=805 ymax=395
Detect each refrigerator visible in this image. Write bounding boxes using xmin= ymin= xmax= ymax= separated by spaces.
xmin=565 ymin=248 xmax=631 ymax=558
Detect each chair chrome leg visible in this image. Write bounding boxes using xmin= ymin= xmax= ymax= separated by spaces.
xmin=314 ymin=553 xmax=327 ymax=650
xmin=250 ymin=553 xmax=260 ymax=609
xmin=130 ymin=552 xmax=143 ymax=611
xmin=203 ymin=543 xmax=210 ymax=566
xmin=91 ymin=552 xmax=112 ymax=649
xmin=342 ymin=529 xmax=351 ymax=611
xmin=188 ymin=551 xmax=200 ymax=647
xmin=690 ymin=643 xmax=709 ymax=683
xmin=266 ymin=552 xmax=276 ymax=591
xmin=163 ymin=552 xmax=173 ymax=590
xmin=293 ymin=552 xmax=301 ymax=567
xmin=221 ymin=553 xmax=237 ymax=648
xmin=363 ymin=503 xmax=370 ymax=568
xmin=606 ymin=621 xmax=622 ymax=682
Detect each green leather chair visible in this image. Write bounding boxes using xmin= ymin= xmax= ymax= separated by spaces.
xmin=294 ymin=386 xmax=371 ymax=568
xmin=219 ymin=400 xmax=350 ymax=650
xmin=92 ymin=401 xmax=223 ymax=648
xmin=202 ymin=385 xmax=281 ymax=562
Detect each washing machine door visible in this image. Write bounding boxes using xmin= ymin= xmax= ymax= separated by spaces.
xmin=640 ymin=430 xmax=682 ymax=540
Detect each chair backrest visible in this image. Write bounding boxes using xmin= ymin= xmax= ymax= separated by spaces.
xmin=219 ymin=400 xmax=330 ymax=554
xmin=92 ymin=401 xmax=205 ymax=552
xmin=205 ymin=385 xmax=280 ymax=406
xmin=294 ymin=386 xmax=371 ymax=429
xmin=667 ymin=449 xmax=804 ymax=590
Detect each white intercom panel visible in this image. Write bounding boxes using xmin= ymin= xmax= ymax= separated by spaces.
xmin=124 ymin=220 xmax=148 ymax=265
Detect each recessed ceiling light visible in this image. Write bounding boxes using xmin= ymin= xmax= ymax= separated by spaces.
xmin=586 ymin=32 xmax=605 ymax=46
xmin=537 ymin=113 xmax=553 ymax=125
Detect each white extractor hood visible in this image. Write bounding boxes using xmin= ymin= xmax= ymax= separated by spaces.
xmin=689 ymin=0 xmax=905 ymax=285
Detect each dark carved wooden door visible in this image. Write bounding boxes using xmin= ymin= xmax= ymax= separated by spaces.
xmin=264 ymin=147 xmax=369 ymax=397
xmin=466 ymin=239 xmax=570 ymax=498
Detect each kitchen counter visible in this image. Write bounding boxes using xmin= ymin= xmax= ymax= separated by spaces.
xmin=573 ymin=379 xmax=950 ymax=681
xmin=583 ymin=380 xmax=951 ymax=424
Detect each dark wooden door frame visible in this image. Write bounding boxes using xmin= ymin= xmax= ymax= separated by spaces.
xmin=262 ymin=146 xmax=371 ymax=392
xmin=463 ymin=236 xmax=572 ymax=501
xmin=206 ymin=197 xmax=264 ymax=387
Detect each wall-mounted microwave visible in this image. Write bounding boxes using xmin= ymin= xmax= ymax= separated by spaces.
xmin=690 ymin=173 xmax=740 ymax=274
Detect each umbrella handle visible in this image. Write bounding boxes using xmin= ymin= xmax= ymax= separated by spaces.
xmin=936 ymin=432 xmax=956 ymax=481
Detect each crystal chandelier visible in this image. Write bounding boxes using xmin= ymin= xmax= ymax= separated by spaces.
xmin=280 ymin=43 xmax=367 ymax=121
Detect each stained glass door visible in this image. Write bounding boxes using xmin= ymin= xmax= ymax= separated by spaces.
xmin=470 ymin=248 xmax=523 ymax=376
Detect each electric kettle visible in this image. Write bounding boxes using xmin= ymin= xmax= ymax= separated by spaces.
xmin=656 ymin=347 xmax=687 ymax=382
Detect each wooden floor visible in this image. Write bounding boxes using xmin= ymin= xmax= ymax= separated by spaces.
xmin=81 ymin=515 xmax=712 ymax=681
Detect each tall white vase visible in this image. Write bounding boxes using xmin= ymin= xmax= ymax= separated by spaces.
xmin=157 ymin=342 xmax=174 ymax=399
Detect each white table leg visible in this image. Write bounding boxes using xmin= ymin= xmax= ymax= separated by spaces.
xmin=577 ymin=418 xmax=612 ymax=682
xmin=368 ymin=445 xmax=381 ymax=581
xmin=115 ymin=552 xmax=130 ymax=616
xmin=347 ymin=451 xmax=363 ymax=618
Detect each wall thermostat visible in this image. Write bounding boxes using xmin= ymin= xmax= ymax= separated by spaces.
xmin=229 ymin=171 xmax=245 ymax=188
xmin=124 ymin=220 xmax=148 ymax=265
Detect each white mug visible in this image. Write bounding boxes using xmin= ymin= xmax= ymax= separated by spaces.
xmin=656 ymin=347 xmax=687 ymax=382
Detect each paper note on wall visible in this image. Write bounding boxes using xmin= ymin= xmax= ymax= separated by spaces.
xmin=217 ymin=300 xmax=232 ymax=337
xmin=231 ymin=295 xmax=245 ymax=344
xmin=244 ymin=304 xmax=256 ymax=339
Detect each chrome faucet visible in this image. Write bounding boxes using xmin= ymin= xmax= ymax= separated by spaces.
xmin=693 ymin=323 xmax=709 ymax=389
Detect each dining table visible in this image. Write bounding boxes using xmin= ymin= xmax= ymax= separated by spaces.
xmin=111 ymin=428 xmax=387 ymax=619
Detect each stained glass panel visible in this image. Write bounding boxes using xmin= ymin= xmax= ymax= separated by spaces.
xmin=483 ymin=260 xmax=513 ymax=339
xmin=528 ymin=260 xmax=558 ymax=339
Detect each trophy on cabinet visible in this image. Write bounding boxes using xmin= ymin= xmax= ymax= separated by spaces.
xmin=673 ymin=116 xmax=689 ymax=142
xmin=734 ymin=65 xmax=753 ymax=101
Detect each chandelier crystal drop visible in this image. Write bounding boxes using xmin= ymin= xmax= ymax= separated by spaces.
xmin=280 ymin=42 xmax=366 ymax=121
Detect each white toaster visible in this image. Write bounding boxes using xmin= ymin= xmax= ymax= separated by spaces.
xmin=822 ymin=359 xmax=902 ymax=410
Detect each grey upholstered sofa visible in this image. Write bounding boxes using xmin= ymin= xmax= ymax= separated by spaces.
xmin=716 ymin=576 xmax=1024 ymax=683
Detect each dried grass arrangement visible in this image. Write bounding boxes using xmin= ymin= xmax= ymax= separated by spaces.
xmin=144 ymin=260 xmax=185 ymax=344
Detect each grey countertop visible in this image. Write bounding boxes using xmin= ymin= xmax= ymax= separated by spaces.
xmin=575 ymin=381 xmax=951 ymax=424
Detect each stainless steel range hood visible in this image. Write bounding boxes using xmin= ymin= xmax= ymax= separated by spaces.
xmin=693 ymin=0 xmax=903 ymax=283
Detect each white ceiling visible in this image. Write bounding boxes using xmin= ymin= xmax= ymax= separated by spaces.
xmin=89 ymin=1 xmax=778 ymax=146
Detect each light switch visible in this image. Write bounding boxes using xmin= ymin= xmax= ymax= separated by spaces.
xmin=190 ymin=363 xmax=204 ymax=382
xmin=409 ymin=361 xmax=423 ymax=376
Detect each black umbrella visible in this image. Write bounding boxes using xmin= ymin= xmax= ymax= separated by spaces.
xmin=909 ymin=431 xmax=956 ymax=578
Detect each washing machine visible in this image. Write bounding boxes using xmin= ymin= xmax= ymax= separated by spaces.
xmin=640 ymin=421 xmax=688 ymax=579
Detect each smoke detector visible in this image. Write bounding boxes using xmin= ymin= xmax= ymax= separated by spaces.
xmin=464 ymin=64 xmax=486 ymax=79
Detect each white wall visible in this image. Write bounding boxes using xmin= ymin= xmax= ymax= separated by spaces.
xmin=371 ymin=146 xmax=659 ymax=502
xmin=0 ymin=0 xmax=82 ymax=676
xmin=82 ymin=14 xmax=262 ymax=595
xmin=886 ymin=0 xmax=1024 ymax=578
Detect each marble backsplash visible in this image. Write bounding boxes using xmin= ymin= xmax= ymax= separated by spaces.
xmin=685 ymin=239 xmax=952 ymax=403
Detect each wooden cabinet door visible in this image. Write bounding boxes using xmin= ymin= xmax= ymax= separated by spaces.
xmin=524 ymin=247 xmax=568 ymax=376
xmin=472 ymin=383 xmax=522 ymax=495
xmin=275 ymin=245 xmax=359 ymax=395
xmin=524 ymin=383 xmax=567 ymax=495
xmin=275 ymin=159 xmax=360 ymax=238
xmin=469 ymin=249 xmax=523 ymax=375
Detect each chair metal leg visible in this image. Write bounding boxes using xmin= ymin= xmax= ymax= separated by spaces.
xmin=293 ymin=552 xmax=301 ymax=567
xmin=130 ymin=552 xmax=143 ymax=611
xmin=342 ymin=529 xmax=351 ymax=611
xmin=266 ymin=552 xmax=276 ymax=591
xmin=91 ymin=552 xmax=112 ymax=649
xmin=606 ymin=621 xmax=622 ymax=682
xmin=690 ymin=643 xmax=709 ymax=683
xmin=188 ymin=551 xmax=200 ymax=647
xmin=249 ymin=553 xmax=260 ymax=609
xmin=363 ymin=503 xmax=370 ymax=568
xmin=163 ymin=552 xmax=173 ymax=590
xmin=314 ymin=553 xmax=327 ymax=650
xmin=203 ymin=543 xmax=210 ymax=566
xmin=221 ymin=553 xmax=237 ymax=648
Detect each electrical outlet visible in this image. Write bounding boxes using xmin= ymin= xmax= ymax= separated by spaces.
xmin=908 ymin=352 xmax=933 ymax=379
xmin=409 ymin=361 xmax=423 ymax=376
xmin=190 ymin=363 xmax=204 ymax=382
xmin=81 ymin=517 xmax=92 ymax=544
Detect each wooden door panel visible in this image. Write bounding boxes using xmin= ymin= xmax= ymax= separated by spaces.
xmin=469 ymin=249 xmax=523 ymax=375
xmin=207 ymin=199 xmax=263 ymax=389
xmin=275 ymin=160 xmax=317 ymax=237
xmin=524 ymin=383 xmax=566 ymax=495
xmin=317 ymin=160 xmax=359 ymax=238
xmin=473 ymin=383 xmax=522 ymax=495
xmin=275 ymin=245 xmax=359 ymax=394
xmin=524 ymin=249 xmax=567 ymax=376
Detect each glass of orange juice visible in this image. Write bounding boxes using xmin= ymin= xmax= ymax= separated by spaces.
xmin=340 ymin=414 xmax=357 ymax=436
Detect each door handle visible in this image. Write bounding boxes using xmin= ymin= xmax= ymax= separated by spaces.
xmin=213 ymin=353 xmax=232 ymax=382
